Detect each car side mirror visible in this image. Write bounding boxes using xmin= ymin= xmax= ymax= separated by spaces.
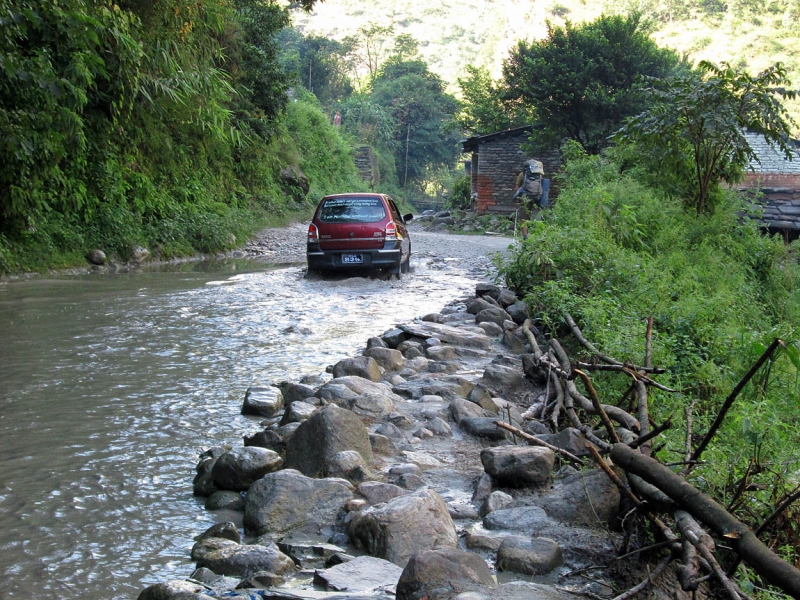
xmin=403 ymin=213 xmax=414 ymax=222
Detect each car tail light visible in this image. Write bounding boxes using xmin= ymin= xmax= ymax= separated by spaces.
xmin=307 ymin=223 xmax=319 ymax=243
xmin=385 ymin=221 xmax=397 ymax=240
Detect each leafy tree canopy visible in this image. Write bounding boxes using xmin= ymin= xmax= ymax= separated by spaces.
xmin=502 ymin=12 xmax=682 ymax=153
xmin=371 ymin=60 xmax=460 ymax=186
xmin=457 ymin=65 xmax=530 ymax=136
xmin=615 ymin=61 xmax=798 ymax=215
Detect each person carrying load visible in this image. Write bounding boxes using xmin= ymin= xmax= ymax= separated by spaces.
xmin=513 ymin=159 xmax=550 ymax=240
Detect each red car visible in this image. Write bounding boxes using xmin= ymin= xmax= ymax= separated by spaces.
xmin=306 ymin=193 xmax=413 ymax=275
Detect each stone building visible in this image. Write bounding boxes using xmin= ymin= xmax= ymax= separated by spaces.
xmin=738 ymin=133 xmax=800 ymax=241
xmin=461 ymin=126 xmax=561 ymax=215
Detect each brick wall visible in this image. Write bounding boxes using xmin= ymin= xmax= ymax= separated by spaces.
xmin=472 ymin=134 xmax=561 ymax=214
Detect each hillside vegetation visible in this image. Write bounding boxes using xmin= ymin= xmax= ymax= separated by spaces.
xmin=294 ymin=0 xmax=800 ymax=127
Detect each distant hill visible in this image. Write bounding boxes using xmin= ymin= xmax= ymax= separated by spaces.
xmin=291 ymin=0 xmax=800 ymax=130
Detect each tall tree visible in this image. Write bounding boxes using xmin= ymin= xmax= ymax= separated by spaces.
xmin=457 ymin=65 xmax=529 ymax=136
xmin=615 ymin=61 xmax=798 ymax=215
xmin=370 ymin=60 xmax=460 ymax=187
xmin=502 ymin=12 xmax=681 ymax=153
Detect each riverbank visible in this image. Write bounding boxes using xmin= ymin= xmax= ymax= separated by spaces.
xmin=138 ymin=274 xmax=684 ymax=600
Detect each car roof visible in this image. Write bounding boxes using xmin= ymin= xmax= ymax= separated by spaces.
xmin=321 ymin=193 xmax=390 ymax=200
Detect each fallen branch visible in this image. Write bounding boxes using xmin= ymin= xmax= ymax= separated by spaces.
xmin=689 ymin=339 xmax=785 ymax=467
xmin=493 ymin=420 xmax=585 ymax=466
xmin=564 ymin=313 xmax=623 ymax=366
xmin=611 ymin=443 xmax=800 ymax=598
xmin=675 ymin=510 xmax=747 ymax=600
xmin=629 ymin=417 xmax=672 ymax=450
xmin=610 ymin=554 xmax=673 ymax=600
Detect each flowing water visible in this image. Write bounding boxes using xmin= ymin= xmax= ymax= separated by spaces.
xmin=0 ymin=232 xmax=509 ymax=599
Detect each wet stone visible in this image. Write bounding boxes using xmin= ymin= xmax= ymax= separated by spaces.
xmin=497 ymin=536 xmax=563 ymax=576
xmin=313 ymin=555 xmax=404 ymax=592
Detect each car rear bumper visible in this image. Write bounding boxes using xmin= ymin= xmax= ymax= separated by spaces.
xmin=307 ymin=244 xmax=402 ymax=270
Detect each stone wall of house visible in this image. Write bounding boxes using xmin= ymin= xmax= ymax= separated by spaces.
xmin=474 ymin=136 xmax=560 ymax=214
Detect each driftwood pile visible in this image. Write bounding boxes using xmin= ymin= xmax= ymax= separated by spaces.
xmin=499 ymin=316 xmax=800 ymax=599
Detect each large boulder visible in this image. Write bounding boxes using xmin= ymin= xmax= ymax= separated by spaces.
xmin=211 ymin=447 xmax=283 ymax=492
xmin=475 ymin=307 xmax=513 ymax=327
xmin=396 ymin=547 xmax=495 ymax=600
xmin=284 ymin=404 xmax=373 ymax=477
xmin=480 ymin=446 xmax=554 ymax=487
xmin=533 ymin=468 xmax=620 ymax=527
xmin=398 ymin=322 xmax=493 ymax=349
xmin=496 ymin=536 xmax=563 ymax=576
xmin=313 ymin=555 xmax=404 ymax=592
xmin=347 ymin=488 xmax=458 ymax=566
xmin=243 ymin=469 xmax=353 ymax=536
xmin=241 ymin=386 xmax=284 ymax=418
xmin=364 ymin=346 xmax=405 ymax=371
xmin=137 ymin=580 xmax=213 ymax=600
xmin=316 ymin=376 xmax=400 ymax=418
xmin=192 ymin=538 xmax=296 ymax=578
xmin=277 ymin=381 xmax=317 ymax=405
xmin=332 ymin=356 xmax=382 ymax=382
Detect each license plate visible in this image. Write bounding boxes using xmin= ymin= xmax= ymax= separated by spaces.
xmin=341 ymin=254 xmax=363 ymax=264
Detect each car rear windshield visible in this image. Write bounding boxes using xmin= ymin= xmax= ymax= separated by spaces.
xmin=318 ymin=197 xmax=386 ymax=223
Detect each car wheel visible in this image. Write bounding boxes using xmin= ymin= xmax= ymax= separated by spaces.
xmin=401 ymin=246 xmax=411 ymax=273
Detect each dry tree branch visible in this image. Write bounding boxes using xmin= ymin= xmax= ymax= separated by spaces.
xmin=564 ymin=313 xmax=623 ymax=366
xmin=493 ymin=420 xmax=585 ymax=466
xmin=689 ymin=339 xmax=785 ymax=468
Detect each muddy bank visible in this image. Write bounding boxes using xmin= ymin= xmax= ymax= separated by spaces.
xmin=138 ymin=278 xmax=684 ymax=600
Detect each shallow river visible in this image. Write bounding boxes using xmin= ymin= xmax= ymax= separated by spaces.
xmin=0 ymin=231 xmax=510 ymax=599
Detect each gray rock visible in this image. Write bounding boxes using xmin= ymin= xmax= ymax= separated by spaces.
xmin=194 ymin=539 xmax=296 ymax=578
xmin=392 ymin=376 xmax=474 ymax=400
xmin=280 ymin=401 xmax=317 ymax=425
xmin=366 ymin=336 xmax=387 ymax=349
xmin=399 ymin=322 xmax=492 ymax=349
xmin=506 ymin=301 xmax=529 ymax=325
xmin=466 ymin=530 xmax=509 ymax=551
xmin=387 ymin=463 xmax=422 ymax=478
xmin=243 ymin=429 xmax=285 ymax=453
xmin=137 ymin=580 xmax=211 ymax=599
xmin=347 ymin=488 xmax=458 ymax=565
xmin=374 ymin=421 xmax=405 ymax=440
xmin=278 ymin=381 xmax=317 ymax=405
xmin=403 ymin=356 xmax=430 ymax=372
xmin=364 ymin=347 xmax=404 ymax=371
xmin=243 ymin=469 xmax=353 ymax=536
xmin=86 ymin=249 xmax=106 ymax=265
xmin=478 ymin=321 xmax=504 ymax=337
xmin=475 ymin=307 xmax=513 ymax=327
xmin=130 ymin=245 xmax=150 ymax=262
xmin=496 ymin=536 xmax=563 ymax=575
xmin=496 ymin=289 xmax=518 ymax=307
xmin=195 ymin=521 xmax=241 ymax=544
xmin=211 ymin=447 xmax=283 ymax=492
xmin=314 ymin=555 xmax=404 ymax=592
xmin=381 ymin=328 xmax=408 ymax=348
xmin=447 ymin=503 xmax=479 ymax=520
xmin=402 ymin=345 xmax=424 ymax=359
xmin=449 ymin=398 xmax=487 ymax=424
xmin=425 ymin=345 xmax=457 ymax=361
xmin=425 ymin=417 xmax=452 ymax=436
xmin=205 ymin=491 xmax=245 ymax=511
xmin=483 ymin=506 xmax=553 ymax=531
xmin=242 ymin=386 xmax=284 ymax=418
xmin=317 ymin=376 xmax=401 ymax=418
xmin=475 ymin=283 xmax=501 ymax=299
xmin=535 ymin=427 xmax=592 ymax=458
xmin=480 ymin=446 xmax=554 ymax=487
xmin=533 ymin=468 xmax=620 ymax=527
xmin=479 ymin=364 xmax=527 ymax=392
xmin=396 ymin=547 xmax=495 ymax=600
xmin=332 ymin=356 xmax=382 ymax=382
xmin=479 ymin=490 xmax=513 ymax=517
xmin=357 ymin=481 xmax=408 ymax=505
xmin=472 ymin=473 xmax=493 ymax=504
xmin=394 ymin=473 xmax=426 ymax=490
xmin=459 ymin=417 xmax=509 ymax=440
xmin=193 ymin=457 xmax=218 ymax=497
xmin=369 ymin=433 xmax=396 ymax=455
xmin=502 ymin=329 xmax=528 ymax=354
xmin=327 ymin=450 xmax=371 ymax=482
xmin=284 ymin=404 xmax=373 ymax=477
xmin=467 ymin=297 xmax=497 ymax=315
